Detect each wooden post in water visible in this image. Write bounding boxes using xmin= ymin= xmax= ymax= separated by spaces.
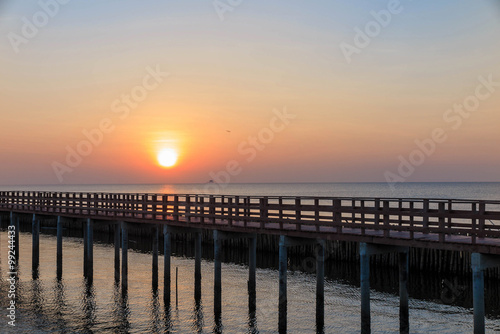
xmin=85 ymin=218 xmax=93 ymax=284
xmin=121 ymin=221 xmax=128 ymax=294
xmin=176 ymin=266 xmax=178 ymax=307
xmin=278 ymin=235 xmax=288 ymax=334
xmin=316 ymin=240 xmax=325 ymax=332
xmin=194 ymin=231 xmax=202 ymax=302
xmin=152 ymin=225 xmax=159 ymax=291
xmin=360 ymin=243 xmax=409 ymax=334
xmin=248 ymin=234 xmax=257 ymax=314
xmin=360 ymin=243 xmax=371 ymax=334
xmin=472 ymin=253 xmax=486 ymax=334
xmin=114 ymin=222 xmax=120 ymax=283
xmin=399 ymin=252 xmax=409 ymax=334
xmin=56 ymin=216 xmax=63 ymax=280
xmin=470 ymin=253 xmax=500 ymax=334
xmin=83 ymin=219 xmax=87 ymax=278
xmin=32 ymin=214 xmax=40 ymax=279
xmin=164 ymin=225 xmax=171 ymax=305
xmin=214 ymin=230 xmax=222 ymax=320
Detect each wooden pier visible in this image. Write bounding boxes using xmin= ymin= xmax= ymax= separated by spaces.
xmin=2 ymin=191 xmax=500 ymax=333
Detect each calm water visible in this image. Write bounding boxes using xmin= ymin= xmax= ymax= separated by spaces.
xmin=1 ymin=183 xmax=500 ymax=333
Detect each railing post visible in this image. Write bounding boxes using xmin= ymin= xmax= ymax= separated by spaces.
xmin=478 ymin=201 xmax=485 ymax=239
xmin=383 ymin=200 xmax=390 ymax=238
xmin=210 ymin=196 xmax=216 ymax=224
xmin=398 ymin=199 xmax=403 ymax=227
xmin=261 ymin=197 xmax=268 ymax=228
xmin=186 ymin=195 xmax=191 ymax=222
xmin=409 ymin=201 xmax=414 ymax=239
xmin=334 ymin=199 xmax=342 ymax=233
xmin=314 ymin=198 xmax=320 ymax=226
xmin=173 ymin=195 xmax=179 ymax=221
xmin=360 ymin=200 xmax=366 ymax=235
xmin=472 ymin=203 xmax=477 ymax=244
xmin=423 ymin=199 xmax=429 ymax=234
xmin=438 ymin=202 xmax=445 ymax=243
xmin=227 ymin=197 xmax=233 ymax=226
xmin=352 ymin=199 xmax=356 ymax=226
xmin=295 ymin=198 xmax=301 ymax=231
xmin=244 ymin=197 xmax=250 ymax=222
xmin=235 ymin=196 xmax=240 ymax=221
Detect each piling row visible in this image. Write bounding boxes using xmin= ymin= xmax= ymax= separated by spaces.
xmin=2 ymin=213 xmax=500 ymax=279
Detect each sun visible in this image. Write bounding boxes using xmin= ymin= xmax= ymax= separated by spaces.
xmin=157 ymin=148 xmax=178 ymax=168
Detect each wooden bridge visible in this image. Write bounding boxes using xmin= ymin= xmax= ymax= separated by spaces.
xmin=2 ymin=191 xmax=500 ymax=334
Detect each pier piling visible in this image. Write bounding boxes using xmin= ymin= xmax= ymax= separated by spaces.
xmin=83 ymin=220 xmax=87 ymax=277
xmin=32 ymin=214 xmax=40 ymax=279
xmin=360 ymin=244 xmax=370 ymax=334
xmin=399 ymin=252 xmax=409 ymax=334
xmin=57 ymin=216 xmax=63 ymax=280
xmin=84 ymin=218 xmax=93 ymax=283
xmin=121 ymin=221 xmax=128 ymax=294
xmin=471 ymin=253 xmax=500 ymax=334
xmin=278 ymin=235 xmax=287 ymax=334
xmin=360 ymin=243 xmax=409 ymax=334
xmin=163 ymin=226 xmax=171 ymax=305
xmin=473 ymin=263 xmax=485 ymax=334
xmin=152 ymin=225 xmax=159 ymax=291
xmin=248 ymin=234 xmax=257 ymax=314
xmin=214 ymin=230 xmax=222 ymax=320
xmin=194 ymin=231 xmax=202 ymax=301
xmin=316 ymin=240 xmax=325 ymax=332
xmin=114 ymin=222 xmax=120 ymax=283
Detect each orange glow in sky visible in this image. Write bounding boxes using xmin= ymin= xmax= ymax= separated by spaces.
xmin=0 ymin=1 xmax=499 ymax=185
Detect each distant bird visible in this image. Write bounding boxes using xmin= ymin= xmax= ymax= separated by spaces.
xmin=226 ymin=130 xmax=231 ymax=133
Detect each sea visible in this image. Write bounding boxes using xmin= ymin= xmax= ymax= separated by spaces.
xmin=1 ymin=182 xmax=499 ymax=333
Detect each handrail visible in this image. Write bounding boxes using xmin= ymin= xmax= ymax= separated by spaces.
xmin=1 ymin=191 xmax=500 ymax=250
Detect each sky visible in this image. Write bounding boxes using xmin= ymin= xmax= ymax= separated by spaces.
xmin=1 ymin=0 xmax=500 ymax=185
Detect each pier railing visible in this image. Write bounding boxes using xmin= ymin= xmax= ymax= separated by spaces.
xmin=2 ymin=191 xmax=500 ymax=253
